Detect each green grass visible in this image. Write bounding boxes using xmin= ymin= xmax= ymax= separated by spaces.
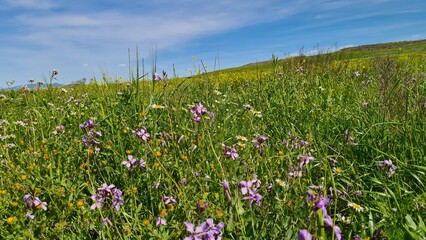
xmin=0 ymin=40 xmax=426 ymax=239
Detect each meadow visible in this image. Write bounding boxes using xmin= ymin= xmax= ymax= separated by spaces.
xmin=1 ymin=41 xmax=426 ymax=239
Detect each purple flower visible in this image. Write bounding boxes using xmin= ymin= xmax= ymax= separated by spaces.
xmin=183 ymin=219 xmax=224 ymax=240
xmin=239 ymin=177 xmax=260 ymax=196
xmin=242 ymin=193 xmax=263 ymax=207
xmin=222 ymin=179 xmax=232 ymax=202
xmin=103 ymin=217 xmax=112 ymax=226
xmin=162 ymin=195 xmax=177 ymax=205
xmin=98 ymin=183 xmax=115 ymax=196
xmin=154 ymin=73 xmax=162 ymax=81
xmin=24 ymin=194 xmax=34 ymax=209
xmin=33 ymin=197 xmax=48 ymax=211
xmin=91 ymin=183 xmax=123 ymax=211
xmin=222 ymin=144 xmax=239 ymax=160
xmin=252 ymin=134 xmax=268 ymax=152
xmin=298 ymin=229 xmax=313 ymax=240
xmin=376 ymin=160 xmax=397 ymax=177
xmin=90 ymin=194 xmax=103 ymax=209
xmin=156 ymin=217 xmax=166 ymax=226
xmin=55 ymin=125 xmax=65 ymax=134
xmin=122 ymin=155 xmax=137 ymax=170
xmin=79 ymin=119 xmax=97 ymax=129
xmin=190 ymin=102 xmax=212 ymax=124
xmin=297 ymin=154 xmax=314 ymax=168
xmin=132 ymin=127 xmax=150 ymax=142
xmin=112 ymin=188 xmax=124 ymax=211
xmin=26 ymin=212 xmax=35 ymax=220
xmin=197 ymin=201 xmax=209 ymax=215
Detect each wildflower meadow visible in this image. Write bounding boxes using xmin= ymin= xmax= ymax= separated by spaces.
xmin=1 ymin=42 xmax=426 ymax=239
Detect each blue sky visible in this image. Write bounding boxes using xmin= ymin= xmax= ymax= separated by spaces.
xmin=1 ymin=0 xmax=425 ymax=88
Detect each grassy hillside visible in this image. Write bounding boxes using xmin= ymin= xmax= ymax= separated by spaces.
xmin=220 ymin=39 xmax=426 ymax=73
xmin=0 ymin=39 xmax=425 ymax=239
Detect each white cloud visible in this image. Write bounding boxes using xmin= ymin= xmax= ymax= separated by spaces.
xmin=2 ymin=0 xmax=54 ymax=10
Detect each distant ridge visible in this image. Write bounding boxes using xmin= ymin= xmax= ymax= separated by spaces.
xmin=1 ymin=83 xmax=64 ymax=91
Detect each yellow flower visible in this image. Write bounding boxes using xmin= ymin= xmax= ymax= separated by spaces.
xmin=139 ymin=112 xmax=146 ymax=118
xmin=132 ymin=187 xmax=138 ymax=192
xmin=0 ymin=190 xmax=7 ymax=195
xmin=333 ymin=167 xmax=343 ymax=175
xmin=236 ymin=135 xmax=248 ymax=141
xmin=278 ymin=150 xmax=284 ymax=156
xmin=11 ymin=201 xmax=18 ymax=207
xmin=167 ymin=203 xmax=174 ymax=210
xmin=348 ymin=202 xmax=364 ymax=212
xmin=155 ymin=151 xmax=162 ymax=157
xmin=21 ymin=175 xmax=27 ymax=181
xmin=143 ymin=219 xmax=150 ymax=226
xmin=122 ymin=129 xmax=128 ymax=134
xmin=68 ymin=203 xmax=74 ymax=209
xmin=153 ymin=162 xmax=159 ymax=168
xmin=126 ymin=149 xmax=133 ymax=155
xmin=6 ymin=216 xmax=17 ymax=224
xmin=275 ymin=179 xmax=287 ymax=187
xmin=181 ymin=155 xmax=188 ymax=161
xmin=215 ymin=210 xmax=224 ymax=218
xmin=77 ymin=200 xmax=84 ymax=207
xmin=159 ymin=208 xmax=167 ymax=217
xmin=151 ymin=104 xmax=165 ymax=109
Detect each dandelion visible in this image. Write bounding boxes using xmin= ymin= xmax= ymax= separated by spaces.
xmin=6 ymin=216 xmax=17 ymax=224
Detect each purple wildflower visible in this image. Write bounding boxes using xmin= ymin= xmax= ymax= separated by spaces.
xmin=103 ymin=217 xmax=113 ymax=226
xmin=112 ymin=188 xmax=124 ymax=211
xmin=183 ymin=218 xmax=224 ymax=240
xmin=298 ymin=229 xmax=313 ymax=240
xmin=154 ymin=73 xmax=162 ymax=81
xmin=91 ymin=183 xmax=123 ymax=211
xmin=197 ymin=201 xmax=209 ymax=215
xmin=122 ymin=155 xmax=137 ymax=170
xmin=90 ymin=194 xmax=103 ymax=209
xmin=156 ymin=217 xmax=167 ymax=226
xmin=297 ymin=154 xmax=314 ymax=168
xmin=33 ymin=197 xmax=48 ymax=211
xmin=79 ymin=119 xmax=97 ymax=129
xmin=252 ymin=134 xmax=268 ymax=152
xmin=376 ymin=160 xmax=397 ymax=177
xmin=222 ymin=144 xmax=239 ymax=160
xmin=26 ymin=212 xmax=35 ymax=220
xmin=162 ymin=195 xmax=177 ymax=205
xmin=222 ymin=179 xmax=232 ymax=202
xmin=54 ymin=125 xmax=65 ymax=134
xmin=239 ymin=176 xmax=262 ymax=207
xmin=242 ymin=193 xmax=263 ymax=207
xmin=132 ymin=127 xmax=150 ymax=142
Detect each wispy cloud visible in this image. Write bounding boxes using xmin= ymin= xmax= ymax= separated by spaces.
xmin=2 ymin=0 xmax=55 ymax=10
